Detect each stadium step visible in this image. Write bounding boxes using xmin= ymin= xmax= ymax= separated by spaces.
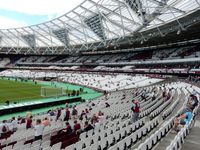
xmin=154 ymin=133 xmax=176 ymax=150
xmin=181 ymin=113 xmax=200 ymax=150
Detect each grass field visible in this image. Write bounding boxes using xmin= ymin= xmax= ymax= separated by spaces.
xmin=0 ymin=79 xmax=43 ymax=104
xmin=0 ymin=78 xmax=103 ymax=120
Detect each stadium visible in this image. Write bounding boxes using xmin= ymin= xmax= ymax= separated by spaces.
xmin=0 ymin=0 xmax=200 ymax=149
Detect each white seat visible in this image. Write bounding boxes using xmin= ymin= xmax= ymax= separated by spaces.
xmin=22 ymin=143 xmax=31 ymax=149
xmin=114 ymin=131 xmax=121 ymax=142
xmin=30 ymin=145 xmax=40 ymax=150
xmin=65 ymin=144 xmax=75 ymax=150
xmin=51 ymin=142 xmax=62 ymax=150
xmin=80 ymin=132 xmax=87 ymax=140
xmin=84 ymin=137 xmax=92 ymax=148
xmin=124 ymin=136 xmax=131 ymax=148
xmin=92 ymin=135 xmax=99 ymax=143
xmin=107 ymin=135 xmax=114 ymax=146
xmin=99 ymin=138 xmax=107 ymax=150
xmin=75 ymin=141 xmax=84 ymax=150
xmin=2 ymin=145 xmax=13 ymax=150
xmin=32 ymin=140 xmax=41 ymax=147
xmin=43 ymin=147 xmax=51 ymax=150
xmin=41 ymin=140 xmax=51 ymax=149
xmin=117 ymin=140 xmax=125 ymax=150
xmin=89 ymin=143 xmax=99 ymax=150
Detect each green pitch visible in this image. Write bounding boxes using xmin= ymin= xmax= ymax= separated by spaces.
xmin=0 ymin=79 xmax=43 ymax=104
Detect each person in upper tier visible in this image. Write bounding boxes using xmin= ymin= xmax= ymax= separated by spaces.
xmin=131 ymin=99 xmax=140 ymax=122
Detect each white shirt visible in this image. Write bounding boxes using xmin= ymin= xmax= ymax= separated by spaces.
xmin=34 ymin=124 xmax=44 ymax=136
xmin=12 ymin=120 xmax=18 ymax=129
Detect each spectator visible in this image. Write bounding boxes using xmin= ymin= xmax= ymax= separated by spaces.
xmin=188 ymin=95 xmax=199 ymax=110
xmin=172 ymin=111 xmax=193 ymax=133
xmin=92 ymin=118 xmax=100 ymax=129
xmin=152 ymin=91 xmax=156 ymax=101
xmin=48 ymin=110 xmax=55 ymax=116
xmin=73 ymin=120 xmax=81 ymax=134
xmin=65 ymin=102 xmax=69 ymax=108
xmin=62 ymin=122 xmax=72 ymax=134
xmin=79 ymin=110 xmax=86 ymax=121
xmin=98 ymin=113 xmax=106 ymax=124
xmin=131 ymin=100 xmax=140 ymax=122
xmin=162 ymin=88 xmax=166 ymax=98
xmin=141 ymin=93 xmax=146 ymax=101
xmin=56 ymin=108 xmax=61 ymax=121
xmin=91 ymin=114 xmax=99 ymax=124
xmin=26 ymin=116 xmax=33 ymax=129
xmin=0 ymin=120 xmax=9 ymax=137
xmin=83 ymin=121 xmax=94 ymax=132
xmin=72 ymin=106 xmax=78 ymax=120
xmin=17 ymin=116 xmax=22 ymax=123
xmin=34 ymin=119 xmax=45 ymax=141
xmin=11 ymin=117 xmax=18 ymax=132
xmin=26 ymin=111 xmax=32 ymax=119
xmin=42 ymin=118 xmax=50 ymax=127
xmin=64 ymin=108 xmax=70 ymax=121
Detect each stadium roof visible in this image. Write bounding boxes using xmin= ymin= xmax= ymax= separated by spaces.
xmin=0 ymin=0 xmax=200 ymax=54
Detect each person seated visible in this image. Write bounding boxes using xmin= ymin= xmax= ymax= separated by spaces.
xmin=190 ymin=94 xmax=199 ymax=110
xmin=79 ymin=110 xmax=86 ymax=121
xmin=0 ymin=120 xmax=9 ymax=137
xmin=91 ymin=114 xmax=99 ymax=124
xmin=172 ymin=111 xmax=193 ymax=133
xmin=62 ymin=122 xmax=72 ymax=134
xmin=42 ymin=118 xmax=50 ymax=127
xmin=83 ymin=121 xmax=94 ymax=132
xmin=73 ymin=120 xmax=81 ymax=134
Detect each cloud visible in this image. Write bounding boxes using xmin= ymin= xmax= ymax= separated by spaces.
xmin=0 ymin=16 xmax=27 ymax=29
xmin=0 ymin=0 xmax=86 ymax=28
xmin=0 ymin=0 xmax=84 ymax=16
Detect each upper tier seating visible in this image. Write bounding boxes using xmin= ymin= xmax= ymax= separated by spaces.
xmin=0 ymin=70 xmax=163 ymax=91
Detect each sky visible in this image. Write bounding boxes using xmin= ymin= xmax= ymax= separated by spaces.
xmin=0 ymin=0 xmax=83 ymax=29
